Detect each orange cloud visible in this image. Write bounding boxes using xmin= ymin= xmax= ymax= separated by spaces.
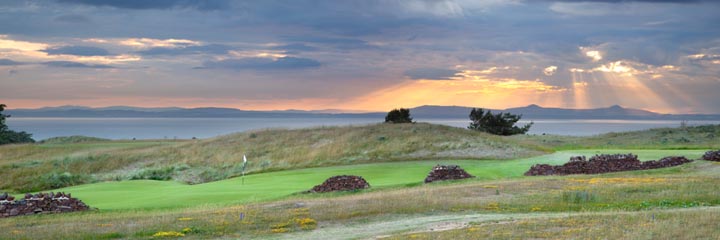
xmin=344 ymin=72 xmax=566 ymax=111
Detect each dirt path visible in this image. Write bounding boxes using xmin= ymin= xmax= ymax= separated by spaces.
xmin=263 ymin=207 xmax=720 ymax=240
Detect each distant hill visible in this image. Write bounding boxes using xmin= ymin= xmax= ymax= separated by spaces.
xmin=5 ymin=104 xmax=720 ymax=120
xmin=409 ymin=104 xmax=720 ymax=120
xmin=6 ymin=105 xmax=385 ymax=118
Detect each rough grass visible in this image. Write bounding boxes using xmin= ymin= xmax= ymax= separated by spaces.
xmin=512 ymin=124 xmax=720 ymax=150
xmin=2 ymin=158 xmax=718 ymax=239
xmin=39 ymin=135 xmax=110 ymax=144
xmin=0 ymin=123 xmax=545 ymax=192
xmin=384 ymin=208 xmax=720 ymax=240
xmin=1 ymin=123 xmax=718 ymax=192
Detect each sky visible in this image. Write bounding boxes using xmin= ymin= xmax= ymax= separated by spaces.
xmin=1 ymin=0 xmax=719 ymax=113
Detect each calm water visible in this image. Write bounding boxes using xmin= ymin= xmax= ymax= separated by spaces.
xmin=6 ymin=117 xmax=720 ymax=140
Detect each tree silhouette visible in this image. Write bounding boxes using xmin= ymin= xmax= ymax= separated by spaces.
xmin=0 ymin=104 xmax=35 ymax=145
xmin=385 ymin=108 xmax=413 ymax=123
xmin=468 ymin=108 xmax=532 ymax=135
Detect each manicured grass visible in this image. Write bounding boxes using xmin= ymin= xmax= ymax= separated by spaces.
xmin=56 ymin=149 xmax=706 ymax=210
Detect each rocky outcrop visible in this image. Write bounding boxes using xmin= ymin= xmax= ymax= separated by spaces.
xmin=309 ymin=175 xmax=370 ymax=193
xmin=525 ymin=154 xmax=692 ymax=176
xmin=424 ymin=165 xmax=474 ymax=183
xmin=702 ymin=150 xmax=720 ymax=161
xmin=0 ymin=192 xmax=90 ymax=218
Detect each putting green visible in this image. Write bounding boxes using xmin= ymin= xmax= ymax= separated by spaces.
xmin=58 ymin=149 xmax=705 ymax=210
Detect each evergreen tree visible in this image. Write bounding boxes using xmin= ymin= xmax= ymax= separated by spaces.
xmin=384 ymin=108 xmax=413 ymax=123
xmin=0 ymin=104 xmax=35 ymax=145
xmin=468 ymin=108 xmax=532 ymax=135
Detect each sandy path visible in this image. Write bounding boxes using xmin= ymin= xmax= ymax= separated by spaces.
xmin=260 ymin=206 xmax=720 ymax=240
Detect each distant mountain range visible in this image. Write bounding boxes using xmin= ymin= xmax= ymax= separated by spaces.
xmin=6 ymin=105 xmax=720 ymax=120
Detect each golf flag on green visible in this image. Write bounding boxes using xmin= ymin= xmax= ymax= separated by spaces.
xmin=242 ymin=155 xmax=247 ymax=185
xmin=242 ymin=155 xmax=248 ymax=172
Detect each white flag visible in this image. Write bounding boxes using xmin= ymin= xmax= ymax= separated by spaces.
xmin=243 ymin=155 xmax=247 ymax=164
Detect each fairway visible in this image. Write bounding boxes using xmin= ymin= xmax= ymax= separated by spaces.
xmin=58 ymin=149 xmax=706 ymax=210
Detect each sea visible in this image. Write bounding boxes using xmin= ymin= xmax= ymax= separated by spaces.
xmin=6 ymin=117 xmax=720 ymax=140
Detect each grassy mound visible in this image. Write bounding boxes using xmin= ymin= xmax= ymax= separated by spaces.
xmin=41 ymin=149 xmax=707 ymax=210
xmin=513 ymin=124 xmax=720 ymax=150
xmin=0 ymin=123 xmax=544 ymax=192
xmin=40 ymin=136 xmax=110 ymax=144
xmin=1 ymin=149 xmax=717 ymax=239
xmin=2 ymin=123 xmax=717 ymax=192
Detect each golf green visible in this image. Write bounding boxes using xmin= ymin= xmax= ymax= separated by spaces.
xmin=58 ymin=149 xmax=705 ymax=210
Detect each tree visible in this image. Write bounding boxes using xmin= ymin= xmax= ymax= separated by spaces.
xmin=0 ymin=104 xmax=35 ymax=145
xmin=0 ymin=104 xmax=7 ymax=132
xmin=468 ymin=108 xmax=532 ymax=135
xmin=385 ymin=108 xmax=413 ymax=123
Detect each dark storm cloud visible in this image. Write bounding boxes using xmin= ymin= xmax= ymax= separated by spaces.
xmin=43 ymin=61 xmax=114 ymax=69
xmin=42 ymin=46 xmax=111 ymax=56
xmin=404 ymin=68 xmax=460 ymax=80
xmin=0 ymin=59 xmax=24 ymax=66
xmin=200 ymin=57 xmax=321 ymax=71
xmin=54 ymin=14 xmax=91 ymax=23
xmin=137 ymin=44 xmax=234 ymax=56
xmin=56 ymin=0 xmax=229 ymax=10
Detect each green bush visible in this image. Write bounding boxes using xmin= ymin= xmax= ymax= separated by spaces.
xmin=131 ymin=166 xmax=178 ymax=181
xmin=27 ymin=172 xmax=91 ymax=191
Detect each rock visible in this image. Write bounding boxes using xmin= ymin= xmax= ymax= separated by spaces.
xmin=424 ymin=165 xmax=474 ymax=183
xmin=702 ymin=150 xmax=720 ymax=161
xmin=9 ymin=208 xmax=19 ymax=216
xmin=309 ymin=175 xmax=370 ymax=193
xmin=525 ymin=154 xmax=693 ymax=176
xmin=0 ymin=192 xmax=91 ymax=218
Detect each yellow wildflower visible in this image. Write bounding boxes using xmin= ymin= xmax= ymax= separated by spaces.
xmin=152 ymin=231 xmax=185 ymax=237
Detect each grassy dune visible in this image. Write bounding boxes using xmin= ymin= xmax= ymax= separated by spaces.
xmin=47 ymin=149 xmax=705 ymax=210
xmin=1 ymin=123 xmax=719 ymax=239
xmin=1 ymin=123 xmax=545 ymax=192
xmin=513 ymin=124 xmax=720 ymax=150
xmin=2 ymin=157 xmax=718 ymax=239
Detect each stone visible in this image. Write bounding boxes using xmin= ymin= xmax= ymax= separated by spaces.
xmin=525 ymin=154 xmax=693 ymax=176
xmin=424 ymin=165 xmax=474 ymax=183
xmin=309 ymin=175 xmax=370 ymax=193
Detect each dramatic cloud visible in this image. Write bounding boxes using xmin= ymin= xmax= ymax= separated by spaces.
xmin=200 ymin=57 xmax=321 ymax=70
xmin=1 ymin=1 xmax=719 ymax=113
xmin=404 ymin=68 xmax=460 ymax=80
xmin=42 ymin=46 xmax=111 ymax=56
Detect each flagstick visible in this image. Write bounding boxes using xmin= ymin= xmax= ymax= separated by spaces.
xmin=242 ymin=155 xmax=248 ymax=186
